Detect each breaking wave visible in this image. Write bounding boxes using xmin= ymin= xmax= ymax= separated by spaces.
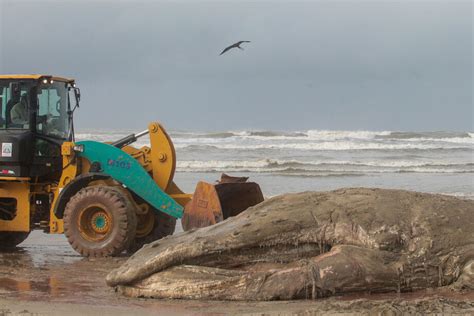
xmin=76 ymin=128 xmax=473 ymax=180
xmin=169 ymin=130 xmax=308 ymax=139
xmin=377 ymin=131 xmax=472 ymax=139
xmin=176 ymin=159 xmax=474 ymax=174
xmin=167 ymin=129 xmax=473 ymax=142
xmin=77 ymin=130 xmax=474 ymax=150
xmin=175 ymin=142 xmax=472 ymax=151
xmin=77 ymin=129 xmax=473 ymax=140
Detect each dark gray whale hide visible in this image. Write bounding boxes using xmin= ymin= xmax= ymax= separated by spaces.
xmin=107 ymin=188 xmax=474 ymax=300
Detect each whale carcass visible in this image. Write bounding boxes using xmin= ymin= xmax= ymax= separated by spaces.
xmin=106 ymin=188 xmax=474 ymax=300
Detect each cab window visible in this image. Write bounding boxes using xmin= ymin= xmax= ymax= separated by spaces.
xmin=0 ymin=82 xmax=31 ymax=129
xmin=36 ymin=81 xmax=69 ymax=139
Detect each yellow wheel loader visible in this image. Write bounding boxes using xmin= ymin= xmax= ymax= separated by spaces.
xmin=0 ymin=74 xmax=263 ymax=256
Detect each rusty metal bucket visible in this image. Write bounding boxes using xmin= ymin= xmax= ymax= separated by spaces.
xmin=181 ymin=174 xmax=264 ymax=231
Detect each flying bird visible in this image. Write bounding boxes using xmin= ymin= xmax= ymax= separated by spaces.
xmin=219 ymin=41 xmax=251 ymax=55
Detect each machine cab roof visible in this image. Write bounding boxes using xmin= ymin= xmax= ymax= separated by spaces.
xmin=0 ymin=74 xmax=75 ymax=84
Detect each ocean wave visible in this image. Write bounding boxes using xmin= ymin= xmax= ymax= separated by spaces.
xmin=306 ymin=130 xmax=391 ymax=140
xmin=171 ymin=129 xmax=474 ymax=142
xmin=169 ymin=129 xmax=394 ymax=141
xmin=179 ymin=144 xmax=219 ymax=151
xmin=248 ymin=131 xmax=307 ymax=137
xmin=377 ymin=131 xmax=472 ymax=140
xmin=74 ymin=129 xmax=473 ymax=180
xmin=175 ymin=142 xmax=472 ymax=151
xmin=176 ymin=159 xmax=474 ymax=173
xmin=169 ymin=130 xmax=306 ymax=139
xmin=437 ymin=192 xmax=474 ymax=200
xmin=172 ymin=130 xmax=393 ymax=141
xmin=273 ymin=168 xmax=473 ymax=176
xmin=273 ymin=172 xmax=367 ymax=178
xmin=75 ymin=133 xmax=132 ymax=141
xmin=77 ymin=130 xmax=474 ymax=149
xmin=173 ymin=132 xmax=237 ymax=138
xmin=398 ymin=137 xmax=474 ymax=144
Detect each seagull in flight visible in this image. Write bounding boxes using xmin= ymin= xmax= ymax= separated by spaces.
xmin=220 ymin=41 xmax=251 ymax=55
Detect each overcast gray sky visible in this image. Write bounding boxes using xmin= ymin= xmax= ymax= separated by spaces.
xmin=0 ymin=0 xmax=472 ymax=131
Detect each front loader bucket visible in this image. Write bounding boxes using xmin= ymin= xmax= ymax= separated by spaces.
xmin=182 ymin=175 xmax=264 ymax=231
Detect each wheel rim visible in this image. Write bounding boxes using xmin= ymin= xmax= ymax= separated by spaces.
xmin=78 ymin=204 xmax=112 ymax=242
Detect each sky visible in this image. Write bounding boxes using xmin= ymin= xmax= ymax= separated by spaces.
xmin=0 ymin=0 xmax=472 ymax=131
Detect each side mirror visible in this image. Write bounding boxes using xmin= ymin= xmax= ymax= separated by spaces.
xmin=74 ymin=87 xmax=81 ymax=105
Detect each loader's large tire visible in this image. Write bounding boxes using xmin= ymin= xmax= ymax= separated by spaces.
xmin=128 ymin=209 xmax=176 ymax=253
xmin=64 ymin=186 xmax=137 ymax=257
xmin=0 ymin=232 xmax=30 ymax=250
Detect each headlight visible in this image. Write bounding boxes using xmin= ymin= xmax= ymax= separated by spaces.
xmin=73 ymin=145 xmax=84 ymax=153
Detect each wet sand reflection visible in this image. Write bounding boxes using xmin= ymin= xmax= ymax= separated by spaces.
xmin=0 ymin=231 xmax=125 ymax=304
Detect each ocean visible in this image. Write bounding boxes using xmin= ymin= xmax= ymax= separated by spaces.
xmin=76 ymin=129 xmax=474 ymax=199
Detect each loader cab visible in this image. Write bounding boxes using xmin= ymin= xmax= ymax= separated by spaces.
xmin=0 ymin=75 xmax=79 ymax=180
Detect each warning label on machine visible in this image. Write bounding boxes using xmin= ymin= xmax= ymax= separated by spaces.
xmin=1 ymin=143 xmax=12 ymax=157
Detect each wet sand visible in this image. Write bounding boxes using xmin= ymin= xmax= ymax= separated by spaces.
xmin=0 ymin=231 xmax=473 ymax=315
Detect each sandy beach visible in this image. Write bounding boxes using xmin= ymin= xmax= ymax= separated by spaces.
xmin=0 ymin=231 xmax=473 ymax=316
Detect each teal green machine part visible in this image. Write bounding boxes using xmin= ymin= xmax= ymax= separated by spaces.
xmin=76 ymin=141 xmax=183 ymax=218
